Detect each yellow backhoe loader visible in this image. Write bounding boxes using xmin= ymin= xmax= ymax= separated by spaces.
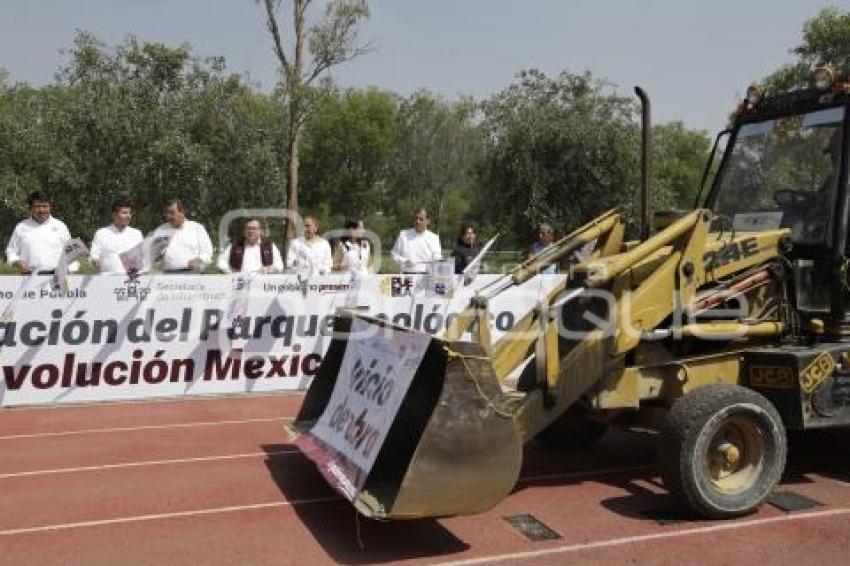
xmin=288 ymin=67 xmax=850 ymax=520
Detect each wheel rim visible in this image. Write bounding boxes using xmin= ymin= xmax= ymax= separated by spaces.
xmin=705 ymin=416 xmax=765 ymax=494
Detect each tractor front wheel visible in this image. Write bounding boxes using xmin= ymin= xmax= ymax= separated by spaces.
xmin=658 ymin=384 xmax=786 ymax=519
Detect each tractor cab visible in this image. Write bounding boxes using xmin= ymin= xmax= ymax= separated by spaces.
xmin=704 ymin=67 xmax=850 ymax=330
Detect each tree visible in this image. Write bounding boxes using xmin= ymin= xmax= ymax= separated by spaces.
xmin=299 ymin=87 xmax=397 ymax=231
xmin=652 ymin=122 xmax=711 ymax=211
xmin=258 ymin=0 xmax=370 ymax=244
xmin=0 ymin=31 xmax=287 ymax=249
xmin=474 ymin=70 xmax=710 ymax=247
xmin=386 ymin=91 xmax=481 ymax=239
xmin=763 ymin=7 xmax=850 ymax=92
xmin=475 ymin=69 xmax=641 ymax=247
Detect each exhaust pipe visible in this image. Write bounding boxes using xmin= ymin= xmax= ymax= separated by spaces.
xmin=635 ymin=86 xmax=652 ymax=241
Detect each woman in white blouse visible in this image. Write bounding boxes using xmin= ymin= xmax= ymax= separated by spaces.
xmin=335 ymin=219 xmax=372 ymax=274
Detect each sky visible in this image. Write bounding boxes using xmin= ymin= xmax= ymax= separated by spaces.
xmin=2 ymin=0 xmax=849 ymax=133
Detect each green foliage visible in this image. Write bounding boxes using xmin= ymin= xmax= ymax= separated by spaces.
xmin=652 ymin=121 xmax=711 ymax=210
xmin=475 ymin=70 xmax=641 ymax=246
xmin=0 ymin=31 xmax=287 ymax=248
xmin=385 ymin=91 xmax=481 ymax=239
xmin=473 ymin=71 xmax=711 ymax=247
xmin=763 ymin=7 xmax=850 ymax=92
xmin=300 ymin=87 xmax=398 ymax=230
xmin=1 ymin=32 xmax=711 ymax=264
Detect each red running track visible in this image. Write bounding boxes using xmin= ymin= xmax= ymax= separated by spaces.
xmin=1 ymin=392 xmax=849 ymax=565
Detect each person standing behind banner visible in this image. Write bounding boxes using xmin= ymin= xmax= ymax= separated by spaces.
xmin=5 ymin=190 xmax=78 ymax=275
xmin=452 ymin=222 xmax=480 ymax=274
xmin=90 ymin=198 xmax=144 ymax=275
xmin=218 ymin=218 xmax=284 ymax=274
xmin=529 ymin=222 xmax=557 ymax=274
xmin=153 ymin=199 xmax=213 ymax=273
xmin=391 ymin=208 xmax=442 ymax=274
xmin=287 ymin=215 xmax=332 ymax=275
xmin=335 ymin=218 xmax=372 ymax=274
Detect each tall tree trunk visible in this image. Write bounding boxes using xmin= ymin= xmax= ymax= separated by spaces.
xmin=285 ymin=117 xmax=300 ymax=242
xmin=284 ymin=0 xmax=307 ymax=243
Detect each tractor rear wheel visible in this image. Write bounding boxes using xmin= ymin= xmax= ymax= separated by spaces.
xmin=658 ymin=384 xmax=786 ymax=519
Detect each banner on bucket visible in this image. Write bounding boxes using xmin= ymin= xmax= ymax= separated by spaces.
xmin=300 ymin=318 xmax=431 ymax=499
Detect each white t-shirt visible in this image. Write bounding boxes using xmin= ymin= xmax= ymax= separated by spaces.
xmin=153 ymin=220 xmax=213 ymax=272
xmin=287 ymin=237 xmax=332 ymax=275
xmin=338 ymin=240 xmax=371 ymax=274
xmin=391 ymin=228 xmax=442 ymax=273
xmin=218 ymin=241 xmax=284 ymax=274
xmin=90 ymin=224 xmax=144 ymax=275
xmin=5 ymin=216 xmax=75 ymax=272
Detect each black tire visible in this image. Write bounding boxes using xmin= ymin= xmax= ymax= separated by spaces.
xmin=536 ymin=404 xmax=609 ymax=450
xmin=658 ymin=384 xmax=787 ymax=519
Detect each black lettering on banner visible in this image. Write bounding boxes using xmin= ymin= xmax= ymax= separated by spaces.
xmin=252 ymin=316 xmax=272 ymax=339
xmin=327 ymin=395 xmax=382 ymax=460
xmin=61 ymin=311 xmax=89 ymax=345
xmin=32 ymin=364 xmax=59 ymax=389
xmin=244 ymin=357 xmax=265 ymax=379
xmin=495 ymin=311 xmax=515 ymax=332
xmin=20 ymin=321 xmax=46 ymax=346
xmin=171 ymin=358 xmax=194 ymax=382
xmin=1 ymin=347 xmax=317 ymax=392
xmin=289 ymin=344 xmax=301 ymax=376
xmin=270 ymin=315 xmax=294 ymax=345
xmin=143 ymin=351 xmax=169 ymax=384
xmin=267 ymin=355 xmax=288 ymax=378
xmin=349 ymin=358 xmax=395 ymax=407
xmin=104 ymin=361 xmax=128 ymax=386
xmin=77 ymin=363 xmax=101 ymax=387
xmin=200 ymin=309 xmax=222 ymax=340
xmin=302 ymin=354 xmax=321 ymax=376
xmin=92 ymin=319 xmax=118 ymax=344
xmin=3 ymin=365 xmax=29 ymax=390
xmin=128 ymin=310 xmax=154 ymax=343
xmin=0 ymin=321 xmax=17 ymax=346
xmin=130 ymin=349 xmax=144 ymax=383
xmin=204 ymin=349 xmax=241 ymax=380
xmin=155 ymin=318 xmax=178 ymax=342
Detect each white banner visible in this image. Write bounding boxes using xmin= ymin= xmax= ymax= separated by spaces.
xmin=0 ymin=273 xmax=565 ymax=407
xmin=306 ymin=318 xmax=431 ymax=499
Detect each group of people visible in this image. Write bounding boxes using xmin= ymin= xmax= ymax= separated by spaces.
xmin=4 ymin=191 xmax=561 ymax=277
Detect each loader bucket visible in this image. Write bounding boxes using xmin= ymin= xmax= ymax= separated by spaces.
xmin=287 ymin=313 xmax=524 ymax=519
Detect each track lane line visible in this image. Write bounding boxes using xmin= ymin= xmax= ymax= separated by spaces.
xmin=0 ymin=496 xmax=342 ymax=537
xmin=0 ymin=449 xmax=301 ymax=479
xmin=0 ymin=391 xmax=305 ymax=412
xmin=433 ymin=507 xmax=850 ymax=566
xmin=517 ymin=465 xmax=653 ymax=484
xmin=0 ymin=416 xmax=294 ymax=441
xmin=0 ymin=451 xmax=651 ymax=482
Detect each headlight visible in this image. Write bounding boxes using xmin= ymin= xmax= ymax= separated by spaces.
xmin=814 ymin=65 xmax=835 ymax=92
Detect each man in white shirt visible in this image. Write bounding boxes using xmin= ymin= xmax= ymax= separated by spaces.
xmin=391 ymin=208 xmax=442 ymax=273
xmin=218 ymin=218 xmax=284 ymax=274
xmin=5 ymin=191 xmax=77 ymax=275
xmin=90 ymin=199 xmax=144 ymax=275
xmin=153 ymin=200 xmax=213 ymax=273
xmin=286 ymin=215 xmax=332 ymax=275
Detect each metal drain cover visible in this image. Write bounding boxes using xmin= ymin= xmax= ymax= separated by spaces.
xmin=504 ymin=514 xmax=561 ymax=541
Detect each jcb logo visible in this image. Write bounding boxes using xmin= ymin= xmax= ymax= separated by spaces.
xmin=800 ymin=352 xmax=835 ymax=394
xmin=750 ymin=366 xmax=794 ymax=389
